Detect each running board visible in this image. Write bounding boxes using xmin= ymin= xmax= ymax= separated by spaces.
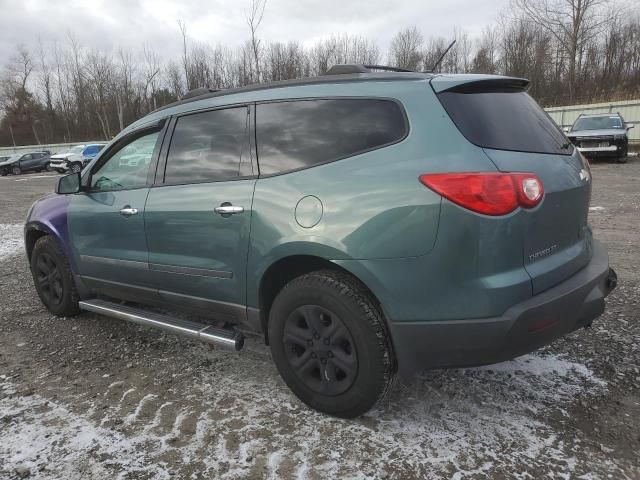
xmin=79 ymin=299 xmax=244 ymax=351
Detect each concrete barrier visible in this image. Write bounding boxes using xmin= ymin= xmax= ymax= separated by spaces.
xmin=0 ymin=141 xmax=104 ymax=157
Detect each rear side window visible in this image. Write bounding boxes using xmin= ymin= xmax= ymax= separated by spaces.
xmin=256 ymin=99 xmax=407 ymax=175
xmin=438 ymin=89 xmax=570 ymax=155
xmin=164 ymin=106 xmax=249 ymax=184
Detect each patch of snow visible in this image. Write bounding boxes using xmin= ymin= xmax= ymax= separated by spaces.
xmin=0 ymin=351 xmax=620 ymax=479
xmin=589 ymin=206 xmax=606 ymax=212
xmin=0 ymin=224 xmax=23 ymax=259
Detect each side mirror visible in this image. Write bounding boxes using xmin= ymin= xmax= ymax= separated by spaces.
xmin=562 ymin=126 xmax=570 ymax=133
xmin=56 ymin=172 xmax=81 ymax=194
xmin=626 ymin=124 xmax=634 ymax=130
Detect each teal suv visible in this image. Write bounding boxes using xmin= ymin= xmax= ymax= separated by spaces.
xmin=25 ymin=67 xmax=616 ymax=417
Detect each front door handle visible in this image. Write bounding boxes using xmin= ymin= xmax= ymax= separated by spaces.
xmin=214 ymin=204 xmax=244 ymax=216
xmin=119 ymin=206 xmax=139 ymax=217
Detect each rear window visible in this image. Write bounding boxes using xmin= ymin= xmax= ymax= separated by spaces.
xmin=256 ymin=99 xmax=407 ymax=176
xmin=438 ymin=89 xmax=571 ymax=155
xmin=164 ymin=106 xmax=250 ymax=185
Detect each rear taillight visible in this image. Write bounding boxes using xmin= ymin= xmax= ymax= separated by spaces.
xmin=419 ymin=172 xmax=544 ymax=216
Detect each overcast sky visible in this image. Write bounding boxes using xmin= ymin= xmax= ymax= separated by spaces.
xmin=0 ymin=0 xmax=509 ymax=62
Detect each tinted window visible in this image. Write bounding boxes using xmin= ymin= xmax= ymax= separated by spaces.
xmin=257 ymin=99 xmax=407 ymax=175
xmin=90 ymin=131 xmax=160 ymax=191
xmin=165 ymin=107 xmax=249 ymax=184
xmin=438 ymin=90 xmax=570 ymax=155
xmin=84 ymin=146 xmax=97 ymax=155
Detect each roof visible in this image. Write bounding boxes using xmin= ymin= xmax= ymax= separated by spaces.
xmin=579 ymin=112 xmax=623 ymax=117
xmin=152 ymin=71 xmax=434 ymax=115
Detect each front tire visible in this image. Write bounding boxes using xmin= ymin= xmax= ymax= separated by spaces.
xmin=30 ymin=236 xmax=80 ymax=317
xmin=268 ymin=270 xmax=396 ymax=418
xmin=12 ymin=165 xmax=21 ymax=175
xmin=616 ymin=149 xmax=628 ymax=163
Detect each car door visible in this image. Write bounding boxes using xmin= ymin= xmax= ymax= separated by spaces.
xmin=32 ymin=153 xmax=46 ymax=170
xmin=67 ymin=123 xmax=166 ymax=303
xmin=18 ymin=154 xmax=33 ymax=171
xmin=144 ymin=105 xmax=256 ymax=324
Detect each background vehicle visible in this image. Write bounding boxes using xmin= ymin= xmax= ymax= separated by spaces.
xmin=0 ymin=151 xmax=51 ymax=175
xmin=65 ymin=144 xmax=107 ymax=173
xmin=566 ymin=113 xmax=632 ymax=163
xmin=25 ymin=67 xmax=615 ymax=417
xmin=49 ymin=145 xmax=85 ymax=173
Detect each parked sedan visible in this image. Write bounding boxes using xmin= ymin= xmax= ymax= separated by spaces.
xmin=0 ymin=151 xmax=51 ymax=176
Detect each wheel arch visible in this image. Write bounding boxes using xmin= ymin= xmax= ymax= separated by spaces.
xmin=25 ymin=222 xmax=54 ymax=261
xmin=257 ymin=254 xmax=388 ymax=345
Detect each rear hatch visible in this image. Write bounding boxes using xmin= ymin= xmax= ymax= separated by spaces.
xmin=432 ymin=76 xmax=592 ymax=294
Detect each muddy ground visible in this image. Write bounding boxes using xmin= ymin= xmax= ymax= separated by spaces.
xmin=0 ymin=160 xmax=638 ymax=479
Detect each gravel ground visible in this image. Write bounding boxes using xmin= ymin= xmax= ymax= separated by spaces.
xmin=0 ymin=160 xmax=638 ymax=479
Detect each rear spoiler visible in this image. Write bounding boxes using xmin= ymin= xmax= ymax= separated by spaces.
xmin=430 ymin=76 xmax=530 ymax=94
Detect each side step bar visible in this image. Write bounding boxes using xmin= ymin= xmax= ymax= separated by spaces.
xmin=79 ymin=299 xmax=244 ymax=351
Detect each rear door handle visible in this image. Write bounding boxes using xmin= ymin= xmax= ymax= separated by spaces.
xmin=119 ymin=206 xmax=138 ymax=217
xmin=214 ymin=204 xmax=244 ymax=215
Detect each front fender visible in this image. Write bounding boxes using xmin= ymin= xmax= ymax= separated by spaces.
xmin=24 ymin=194 xmax=73 ymax=268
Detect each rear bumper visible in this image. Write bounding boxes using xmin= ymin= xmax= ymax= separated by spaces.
xmin=390 ymin=239 xmax=615 ymax=375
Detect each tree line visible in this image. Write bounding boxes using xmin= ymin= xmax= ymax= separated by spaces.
xmin=1 ymin=0 xmax=638 ymax=147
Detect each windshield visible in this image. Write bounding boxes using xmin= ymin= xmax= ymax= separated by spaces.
xmin=3 ymin=154 xmax=22 ymax=163
xmin=572 ymin=116 xmax=623 ymax=131
xmin=66 ymin=146 xmax=85 ymax=154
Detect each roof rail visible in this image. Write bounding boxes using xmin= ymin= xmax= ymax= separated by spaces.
xmin=324 ymin=64 xmax=415 ymax=75
xmin=363 ymin=65 xmax=415 ymax=73
xmin=181 ymin=87 xmax=222 ymax=100
xmin=325 ymin=64 xmax=370 ymax=75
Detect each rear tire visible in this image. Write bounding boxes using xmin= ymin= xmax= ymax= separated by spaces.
xmin=268 ymin=270 xmax=396 ymax=418
xmin=70 ymin=162 xmax=82 ymax=173
xmin=30 ymin=236 xmax=80 ymax=317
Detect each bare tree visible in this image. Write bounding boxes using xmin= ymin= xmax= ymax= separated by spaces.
xmin=389 ymin=27 xmax=423 ymax=70
xmin=245 ymin=0 xmax=267 ymax=83
xmin=513 ymin=0 xmax=618 ymax=101
xmin=177 ymin=20 xmax=190 ymax=90
xmin=142 ymin=45 xmax=161 ymax=110
xmin=1 ymin=3 xmax=639 ymax=147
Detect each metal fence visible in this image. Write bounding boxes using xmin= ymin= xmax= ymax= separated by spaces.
xmin=546 ymin=99 xmax=640 ymax=143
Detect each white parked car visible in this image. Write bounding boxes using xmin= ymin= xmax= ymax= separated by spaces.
xmin=49 ymin=145 xmax=86 ymax=173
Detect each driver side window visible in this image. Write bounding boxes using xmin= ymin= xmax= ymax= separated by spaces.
xmin=90 ymin=130 xmax=160 ymax=191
